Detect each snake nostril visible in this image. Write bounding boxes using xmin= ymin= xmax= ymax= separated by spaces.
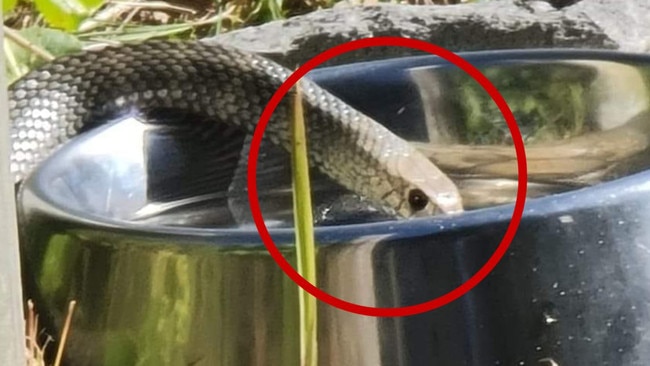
xmin=408 ymin=189 xmax=429 ymax=212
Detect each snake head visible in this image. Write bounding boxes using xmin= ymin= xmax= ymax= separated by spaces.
xmin=394 ymin=152 xmax=464 ymax=218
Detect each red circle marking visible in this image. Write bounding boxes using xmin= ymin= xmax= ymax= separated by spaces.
xmin=247 ymin=37 xmax=528 ymax=317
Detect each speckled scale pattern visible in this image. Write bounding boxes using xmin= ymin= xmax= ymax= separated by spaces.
xmin=8 ymin=40 xmax=447 ymax=217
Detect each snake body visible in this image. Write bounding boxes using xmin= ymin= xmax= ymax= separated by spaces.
xmin=8 ymin=40 xmax=463 ymax=218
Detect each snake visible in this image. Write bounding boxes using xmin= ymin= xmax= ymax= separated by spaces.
xmin=8 ymin=40 xmax=464 ymax=219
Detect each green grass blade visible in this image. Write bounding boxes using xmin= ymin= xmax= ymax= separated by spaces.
xmin=290 ymin=82 xmax=318 ymax=366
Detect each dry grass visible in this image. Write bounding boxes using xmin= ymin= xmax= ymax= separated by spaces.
xmin=25 ymin=300 xmax=76 ymax=366
xmin=5 ymin=0 xmax=475 ymax=39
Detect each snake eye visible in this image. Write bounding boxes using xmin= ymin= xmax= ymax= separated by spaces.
xmin=408 ymin=189 xmax=429 ymax=212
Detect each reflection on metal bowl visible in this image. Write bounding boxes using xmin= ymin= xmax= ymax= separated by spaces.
xmin=18 ymin=49 xmax=650 ymax=365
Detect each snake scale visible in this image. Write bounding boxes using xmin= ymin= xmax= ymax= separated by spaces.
xmin=8 ymin=40 xmax=464 ymax=218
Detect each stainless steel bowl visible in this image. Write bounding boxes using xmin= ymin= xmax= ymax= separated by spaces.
xmin=18 ymin=49 xmax=650 ymax=366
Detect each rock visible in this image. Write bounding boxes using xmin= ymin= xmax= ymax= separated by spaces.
xmin=207 ymin=1 xmax=615 ymax=67
xmin=564 ymin=0 xmax=650 ymax=52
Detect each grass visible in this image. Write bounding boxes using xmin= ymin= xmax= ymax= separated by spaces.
xmin=290 ymin=83 xmax=318 ymax=366
xmin=3 ymin=0 xmax=472 ymax=83
xmin=25 ymin=300 xmax=76 ymax=366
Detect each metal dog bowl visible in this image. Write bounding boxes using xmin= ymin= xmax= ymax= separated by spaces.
xmin=18 ymin=49 xmax=650 ymax=365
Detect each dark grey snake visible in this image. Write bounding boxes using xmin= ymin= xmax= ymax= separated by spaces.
xmin=8 ymin=40 xmax=464 ymax=218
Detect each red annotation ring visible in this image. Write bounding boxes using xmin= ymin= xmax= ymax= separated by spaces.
xmin=247 ymin=36 xmax=528 ymax=317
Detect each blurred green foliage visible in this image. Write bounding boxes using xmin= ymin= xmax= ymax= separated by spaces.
xmin=33 ymin=0 xmax=105 ymax=31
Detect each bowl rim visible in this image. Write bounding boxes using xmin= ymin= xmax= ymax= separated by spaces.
xmin=19 ymin=48 xmax=650 ymax=243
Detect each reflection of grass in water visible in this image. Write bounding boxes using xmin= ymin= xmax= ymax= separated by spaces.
xmin=638 ymin=67 xmax=650 ymax=97
xmin=31 ymin=222 xmax=301 ymax=365
xmin=104 ymin=244 xmax=300 ymax=365
xmin=38 ymin=234 xmax=81 ymax=304
xmin=456 ymin=64 xmax=595 ymax=145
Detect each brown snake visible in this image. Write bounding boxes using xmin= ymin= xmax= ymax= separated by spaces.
xmin=8 ymin=40 xmax=465 ymax=218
